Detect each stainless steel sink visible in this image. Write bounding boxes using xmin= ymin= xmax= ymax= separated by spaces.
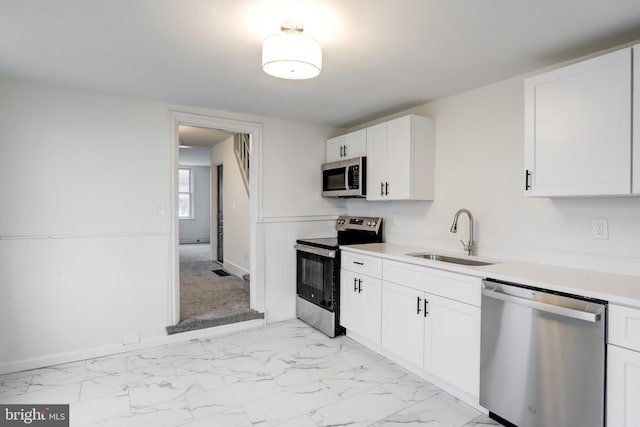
xmin=406 ymin=252 xmax=495 ymax=266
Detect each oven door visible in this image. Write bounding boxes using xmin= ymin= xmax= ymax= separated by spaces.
xmin=295 ymin=244 xmax=337 ymax=311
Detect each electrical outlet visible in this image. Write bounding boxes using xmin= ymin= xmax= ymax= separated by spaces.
xmin=592 ymin=219 xmax=608 ymax=240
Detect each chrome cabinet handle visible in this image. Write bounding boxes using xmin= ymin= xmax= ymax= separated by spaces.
xmin=385 ymin=182 xmax=389 ymax=195
xmin=343 ymin=145 xmax=347 ymax=157
xmin=424 ymin=299 xmax=428 ymax=317
xmin=380 ymin=182 xmax=384 ymax=196
xmin=417 ymin=296 xmax=422 ymax=315
xmin=353 ymin=261 xmax=364 ymax=265
xmin=354 ymin=277 xmax=357 ymax=292
xmin=358 ymin=279 xmax=362 ymax=293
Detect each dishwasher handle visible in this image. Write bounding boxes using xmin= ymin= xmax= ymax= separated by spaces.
xmin=482 ymin=287 xmax=602 ymax=323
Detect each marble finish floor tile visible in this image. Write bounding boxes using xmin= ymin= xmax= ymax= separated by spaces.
xmin=0 ymin=320 xmax=499 ymax=426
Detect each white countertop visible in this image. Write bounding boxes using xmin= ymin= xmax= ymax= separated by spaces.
xmin=340 ymin=243 xmax=640 ymax=308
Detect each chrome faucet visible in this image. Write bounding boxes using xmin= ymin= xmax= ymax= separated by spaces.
xmin=450 ymin=208 xmax=474 ymax=255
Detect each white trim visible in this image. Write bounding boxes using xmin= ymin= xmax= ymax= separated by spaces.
xmin=345 ymin=329 xmax=484 ymax=413
xmin=0 ymin=318 xmax=265 ymax=376
xmin=223 ymin=259 xmax=250 ymax=278
xmin=259 ymin=210 xmax=344 ymax=223
xmin=168 ymin=111 xmax=264 ymax=326
xmin=0 ymin=232 xmax=170 ymax=240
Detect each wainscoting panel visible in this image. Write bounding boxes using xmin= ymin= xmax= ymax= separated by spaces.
xmin=261 ymin=219 xmax=337 ymax=323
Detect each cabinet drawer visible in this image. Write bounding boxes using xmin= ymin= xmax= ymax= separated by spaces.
xmin=609 ymin=304 xmax=640 ymax=352
xmin=383 ymin=260 xmax=480 ymax=307
xmin=342 ymin=251 xmax=382 ymax=278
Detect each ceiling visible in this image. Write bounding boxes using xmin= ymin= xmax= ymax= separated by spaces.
xmin=2 ymin=0 xmax=640 ymax=127
xmin=179 ymin=125 xmax=235 ymax=147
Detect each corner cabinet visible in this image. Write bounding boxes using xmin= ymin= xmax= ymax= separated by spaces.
xmin=326 ymin=129 xmax=367 ymax=162
xmin=366 ymin=115 xmax=435 ymax=201
xmin=524 ymin=45 xmax=640 ymax=197
xmin=339 ymin=251 xmax=382 ymax=345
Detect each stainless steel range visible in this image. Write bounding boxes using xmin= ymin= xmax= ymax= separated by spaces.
xmin=294 ymin=215 xmax=383 ymax=337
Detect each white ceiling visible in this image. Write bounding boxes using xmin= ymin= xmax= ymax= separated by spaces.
xmin=2 ymin=0 xmax=640 ymax=127
xmin=179 ymin=125 xmax=235 ymax=147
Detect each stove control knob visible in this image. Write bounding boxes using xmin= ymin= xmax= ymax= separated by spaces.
xmin=371 ymin=221 xmax=377 ymax=226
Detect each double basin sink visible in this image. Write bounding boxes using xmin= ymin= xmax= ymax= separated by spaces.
xmin=406 ymin=252 xmax=495 ymax=267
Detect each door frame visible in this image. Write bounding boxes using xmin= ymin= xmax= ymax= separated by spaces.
xmin=216 ymin=163 xmax=223 ymax=263
xmin=168 ymin=111 xmax=263 ymax=325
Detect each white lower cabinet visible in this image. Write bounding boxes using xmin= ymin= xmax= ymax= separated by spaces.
xmin=607 ymin=304 xmax=640 ymax=426
xmin=380 ymin=260 xmax=481 ymax=399
xmin=607 ymin=345 xmax=640 ymax=426
xmin=423 ymin=293 xmax=480 ymax=397
xmin=340 ymin=252 xmax=383 ymax=345
xmin=340 ymin=270 xmax=382 ymax=345
xmin=381 ymin=281 xmax=424 ymax=367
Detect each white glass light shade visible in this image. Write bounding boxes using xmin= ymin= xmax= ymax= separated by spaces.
xmin=262 ymin=32 xmax=322 ymax=80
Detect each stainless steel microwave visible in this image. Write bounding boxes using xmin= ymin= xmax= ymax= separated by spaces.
xmin=321 ymin=157 xmax=366 ymax=197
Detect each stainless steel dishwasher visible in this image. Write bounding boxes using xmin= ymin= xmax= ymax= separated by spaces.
xmin=480 ymin=279 xmax=607 ymax=427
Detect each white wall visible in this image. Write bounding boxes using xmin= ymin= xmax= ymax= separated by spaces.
xmin=211 ymin=137 xmax=249 ymax=274
xmin=0 ymin=76 xmax=342 ymax=372
xmin=348 ymin=76 xmax=640 ymax=277
xmin=178 ymin=165 xmax=211 ymax=244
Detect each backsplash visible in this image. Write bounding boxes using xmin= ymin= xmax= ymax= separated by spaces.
xmin=345 ymin=76 xmax=640 ymax=278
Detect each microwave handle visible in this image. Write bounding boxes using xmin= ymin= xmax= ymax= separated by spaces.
xmin=345 ymin=166 xmax=350 ymax=191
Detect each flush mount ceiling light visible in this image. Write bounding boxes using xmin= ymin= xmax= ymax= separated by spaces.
xmin=262 ymin=20 xmax=322 ymax=80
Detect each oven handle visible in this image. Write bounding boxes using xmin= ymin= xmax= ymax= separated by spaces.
xmin=294 ymin=244 xmax=336 ymax=259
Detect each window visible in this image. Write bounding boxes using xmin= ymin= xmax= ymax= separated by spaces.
xmin=178 ymin=168 xmax=194 ymax=218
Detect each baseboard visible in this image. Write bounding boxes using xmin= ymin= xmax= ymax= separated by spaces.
xmin=179 ymin=238 xmax=211 ymax=244
xmin=223 ymin=259 xmax=249 ymax=278
xmin=345 ymin=329 xmax=485 ymax=414
xmin=0 ymin=318 xmax=265 ymax=375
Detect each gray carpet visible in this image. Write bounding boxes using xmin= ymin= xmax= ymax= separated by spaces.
xmin=166 ymin=244 xmax=263 ymax=334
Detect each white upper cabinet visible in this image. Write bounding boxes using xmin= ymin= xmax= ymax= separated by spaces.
xmin=366 ymin=115 xmax=435 ymax=201
xmin=326 ymin=129 xmax=367 ymax=162
xmin=524 ymin=47 xmax=634 ymax=197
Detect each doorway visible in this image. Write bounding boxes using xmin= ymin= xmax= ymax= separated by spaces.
xmin=167 ymin=112 xmax=264 ymax=334
xmin=216 ymin=164 xmax=224 ymax=263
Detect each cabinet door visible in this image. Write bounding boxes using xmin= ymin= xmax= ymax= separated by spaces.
xmin=339 ymin=270 xmax=359 ymax=332
xmin=386 ymin=115 xmax=412 ymax=200
xmin=423 ymin=293 xmax=480 ymax=397
xmin=366 ymin=123 xmax=388 ymax=200
xmin=607 ymin=344 xmax=640 ymax=426
xmin=381 ymin=281 xmax=424 ymax=367
xmin=524 ymin=48 xmax=632 ymax=196
xmin=344 ymin=129 xmax=367 ymax=159
xmin=358 ymin=275 xmax=382 ymax=345
xmin=326 ymin=135 xmax=346 ymax=162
